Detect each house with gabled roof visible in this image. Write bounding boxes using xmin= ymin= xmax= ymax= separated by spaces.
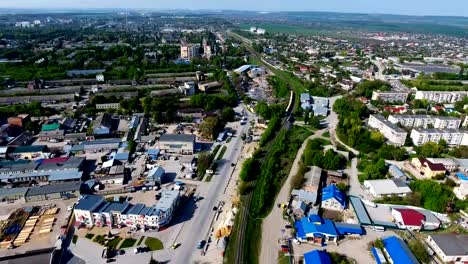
xmin=321 ymin=184 xmax=346 ymax=211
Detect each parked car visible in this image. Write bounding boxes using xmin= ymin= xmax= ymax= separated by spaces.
xmin=172 ymin=243 xmax=181 ymax=249
xmin=196 ymin=240 xmax=205 ymax=249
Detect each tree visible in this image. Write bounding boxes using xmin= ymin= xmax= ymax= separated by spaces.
xmin=199 ymin=116 xmax=221 ymax=140
xmin=304 ymin=108 xmax=310 ymax=125
xmin=221 ymin=107 xmax=235 ymax=122
xmin=362 ymin=159 xmax=387 ymax=181
xmin=197 ymin=152 xmax=211 ymax=174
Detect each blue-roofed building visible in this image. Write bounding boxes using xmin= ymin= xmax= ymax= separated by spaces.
xmin=382 ymin=236 xmax=419 ymax=264
xmin=147 ymin=149 xmax=160 ymax=160
xmin=371 ymin=246 xmax=386 ymax=264
xmin=304 ymin=250 xmax=331 ymax=264
xmin=334 ymin=222 xmax=363 ymax=236
xmin=74 ymin=195 xmax=106 ymax=227
xmin=294 ymin=215 xmax=338 ymax=245
xmin=146 ymin=167 xmax=166 ymax=186
xmin=389 ymin=164 xmax=407 ymax=179
xmin=321 ymin=184 xmax=347 ymax=211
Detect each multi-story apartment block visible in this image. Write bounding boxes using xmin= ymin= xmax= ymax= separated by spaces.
xmin=414 ymin=91 xmax=468 ymax=103
xmin=180 ymin=42 xmax=199 ymax=59
xmin=371 ymin=91 xmax=408 ymax=103
xmin=368 ymin=114 xmax=408 ymax=146
xmin=410 ymin=128 xmax=468 ymax=146
xmin=388 ymin=115 xmax=461 ymax=129
xmin=74 ymin=191 xmax=180 ymax=229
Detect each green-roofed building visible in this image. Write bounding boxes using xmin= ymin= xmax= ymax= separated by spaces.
xmin=41 ymin=123 xmax=60 ymax=131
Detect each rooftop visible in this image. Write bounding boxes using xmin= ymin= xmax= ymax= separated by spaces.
xmin=364 ymin=179 xmax=412 ymax=196
xmin=25 ymin=182 xmax=81 ymax=197
xmin=429 ymin=234 xmax=468 ymax=256
xmin=322 ymin=184 xmax=346 ymax=208
xmin=393 ymin=208 xmax=425 ymax=226
xmin=75 ymin=195 xmax=105 ymax=211
xmin=304 ymin=250 xmax=331 ymax=264
xmin=295 ymin=215 xmax=338 ymax=239
xmin=383 ymin=236 xmax=419 ymax=264
xmin=159 ymin=133 xmax=195 ymax=143
xmin=12 ymin=145 xmax=47 ymax=154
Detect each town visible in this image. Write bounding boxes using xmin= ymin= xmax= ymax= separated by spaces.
xmin=0 ymin=7 xmax=467 ymax=264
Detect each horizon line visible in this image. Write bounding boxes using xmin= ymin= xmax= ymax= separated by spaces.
xmin=0 ymin=7 xmax=466 ymax=18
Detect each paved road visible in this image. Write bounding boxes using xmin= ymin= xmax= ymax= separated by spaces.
xmin=158 ymin=104 xmax=255 ymax=264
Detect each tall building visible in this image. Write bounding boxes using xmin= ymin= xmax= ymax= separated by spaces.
xmin=388 ymin=115 xmax=461 ymax=129
xmin=415 ymin=91 xmax=468 ymax=103
xmin=180 ymin=42 xmax=199 ymax=59
xmin=203 ymin=39 xmax=212 ymax=59
xmin=368 ymin=114 xmax=407 ymax=146
xmin=371 ymin=91 xmax=408 ymax=103
xmin=410 ymin=128 xmax=468 ymax=146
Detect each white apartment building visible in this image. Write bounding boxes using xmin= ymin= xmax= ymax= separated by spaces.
xmin=96 ymin=103 xmax=120 ymax=110
xmin=415 ymin=91 xmax=468 ymax=103
xmin=371 ymin=91 xmax=408 ymax=103
xmin=180 ymin=43 xmax=199 ymax=59
xmin=368 ymin=114 xmax=408 ymax=146
xmin=388 ymin=115 xmax=461 ymax=129
xmin=410 ymin=128 xmax=468 ymax=146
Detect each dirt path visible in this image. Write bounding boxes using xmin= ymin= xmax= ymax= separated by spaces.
xmin=259 ymin=129 xmax=326 ymax=264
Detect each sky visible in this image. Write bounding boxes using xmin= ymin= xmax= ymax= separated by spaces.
xmin=0 ymin=0 xmax=467 ymax=17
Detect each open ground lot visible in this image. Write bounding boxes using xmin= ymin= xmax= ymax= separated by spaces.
xmin=291 ymin=227 xmax=396 ymax=264
xmin=0 ymin=199 xmax=74 ymax=258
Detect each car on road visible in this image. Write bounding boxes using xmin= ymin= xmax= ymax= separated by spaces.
xmin=172 ymin=243 xmax=181 ymax=249
xmin=196 ymin=240 xmax=206 ymax=249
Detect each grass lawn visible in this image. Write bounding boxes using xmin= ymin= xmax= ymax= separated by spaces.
xmin=137 ymin=236 xmax=145 ymax=246
xmin=119 ymin=238 xmax=137 ymax=249
xmin=322 ymin=131 xmax=330 ymax=138
xmin=217 ymin=146 xmax=227 ymax=160
xmin=85 ymin=233 xmax=95 ymax=240
xmin=205 ymin=174 xmax=214 ymax=182
xmin=107 ymin=236 xmax=122 ymax=249
xmin=72 ymin=235 xmax=78 ymax=244
xmin=145 ymin=237 xmax=164 ymax=251
xmin=93 ymin=235 xmax=105 ymax=245
xmin=278 ymin=251 xmax=290 ymax=264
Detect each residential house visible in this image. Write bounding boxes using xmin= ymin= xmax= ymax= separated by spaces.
xmin=411 ymin=158 xmax=446 ymax=178
xmin=410 ymin=128 xmax=468 ymax=146
xmin=321 ymin=185 xmax=346 ymax=211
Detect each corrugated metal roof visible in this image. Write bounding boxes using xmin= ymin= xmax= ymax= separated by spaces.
xmin=383 ymin=236 xmax=419 ymax=264
xmin=322 ymin=185 xmax=346 ymax=208
xmin=349 ymin=196 xmax=372 ymax=225
xmin=75 ymin=195 xmax=105 ymax=211
xmin=304 ymin=249 xmax=331 ymax=264
xmin=25 ymin=182 xmax=81 ymax=197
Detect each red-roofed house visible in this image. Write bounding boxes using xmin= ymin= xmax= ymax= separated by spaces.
xmin=411 ymin=158 xmax=447 ymax=178
xmin=391 ymin=208 xmax=425 ymax=230
xmin=384 ymin=106 xmax=407 ymax=114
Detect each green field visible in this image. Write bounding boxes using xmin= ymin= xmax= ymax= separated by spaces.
xmin=144 ymin=237 xmax=164 ymax=251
